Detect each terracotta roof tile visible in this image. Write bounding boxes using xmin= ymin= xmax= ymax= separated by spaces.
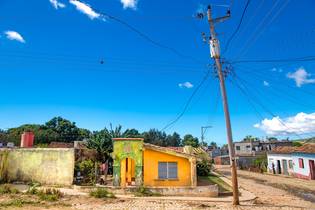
xmin=270 ymin=143 xmax=315 ymax=154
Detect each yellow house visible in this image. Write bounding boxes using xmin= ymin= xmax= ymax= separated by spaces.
xmin=112 ymin=138 xmax=197 ymax=188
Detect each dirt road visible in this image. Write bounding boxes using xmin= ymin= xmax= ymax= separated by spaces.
xmin=215 ymin=165 xmax=315 ymax=209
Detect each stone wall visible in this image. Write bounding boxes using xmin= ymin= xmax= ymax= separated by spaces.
xmin=0 ymin=148 xmax=74 ymax=185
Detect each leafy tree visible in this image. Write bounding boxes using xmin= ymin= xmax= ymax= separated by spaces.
xmin=86 ymin=125 xmax=140 ymax=162
xmin=210 ymin=141 xmax=217 ymax=148
xmin=267 ymin=137 xmax=278 ymax=142
xmin=0 ymin=129 xmax=8 ymax=144
xmin=182 ymin=134 xmax=199 ymax=147
xmin=242 ymin=135 xmax=259 ymax=142
xmin=166 ymin=132 xmax=182 ymax=147
xmin=292 ymin=141 xmax=303 ymax=147
xmin=45 ymin=117 xmax=81 ymax=142
xmin=142 ymin=129 xmax=167 ymax=146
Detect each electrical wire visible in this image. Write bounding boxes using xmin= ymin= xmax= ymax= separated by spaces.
xmin=231 ymin=0 xmax=281 ymax=60
xmin=222 ymin=0 xmax=251 ymax=54
xmin=235 ymin=0 xmax=291 ymax=60
xmin=232 ymin=73 xmax=312 ymax=139
xmin=161 ymin=67 xmax=212 ymax=131
xmin=82 ymin=2 xmax=205 ymax=64
xmin=230 ymin=56 xmax=315 ymax=64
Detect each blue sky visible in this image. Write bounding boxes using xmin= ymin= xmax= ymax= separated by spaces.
xmin=0 ymin=0 xmax=315 ymax=145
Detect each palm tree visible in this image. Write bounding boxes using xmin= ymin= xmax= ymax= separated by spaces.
xmin=86 ymin=124 xmax=141 ymax=162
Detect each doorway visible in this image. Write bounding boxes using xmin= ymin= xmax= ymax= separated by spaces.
xmin=309 ymin=160 xmax=315 ymax=180
xmin=277 ymin=160 xmax=281 ymax=174
xmin=282 ymin=159 xmax=288 ymax=175
xmin=120 ymin=158 xmax=136 ymax=187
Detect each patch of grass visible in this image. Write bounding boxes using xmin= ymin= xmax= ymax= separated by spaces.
xmin=0 ymin=198 xmax=38 ymax=208
xmin=90 ymin=188 xmax=115 ymax=199
xmin=37 ymin=188 xmax=63 ymax=202
xmin=134 ymin=186 xmax=162 ymax=197
xmin=26 ymin=182 xmax=41 ymax=195
xmin=0 ymin=184 xmax=20 ymax=194
xmin=199 ymin=174 xmax=232 ymax=193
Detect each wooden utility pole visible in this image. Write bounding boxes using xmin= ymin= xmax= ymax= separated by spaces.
xmin=206 ymin=5 xmax=240 ymax=205
xmin=201 ymin=126 xmax=212 ymax=145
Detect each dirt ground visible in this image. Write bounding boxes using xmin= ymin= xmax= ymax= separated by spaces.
xmin=214 ymin=165 xmax=315 ymax=210
xmin=1 ymin=167 xmax=315 ymax=209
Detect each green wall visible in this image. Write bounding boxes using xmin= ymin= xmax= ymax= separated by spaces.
xmin=112 ymin=139 xmax=143 ymax=186
xmin=0 ymin=148 xmax=74 ymax=185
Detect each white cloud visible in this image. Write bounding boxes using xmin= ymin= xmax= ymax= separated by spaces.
xmin=254 ymin=112 xmax=315 ymax=136
xmin=4 ymin=31 xmax=25 ymax=43
xmin=271 ymin=67 xmax=283 ymax=73
xmin=178 ymin=82 xmax=193 ymax=89
xmin=263 ymin=81 xmax=269 ymax=87
xmin=287 ymin=67 xmax=315 ymax=87
xmin=69 ymin=0 xmax=103 ymax=20
xmin=49 ymin=0 xmax=66 ymax=9
xmin=120 ymin=0 xmax=137 ymax=10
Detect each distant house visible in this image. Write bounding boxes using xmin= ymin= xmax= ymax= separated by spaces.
xmin=267 ymin=144 xmax=315 ymax=180
xmin=213 ymin=155 xmax=230 ymax=165
xmin=234 ymin=140 xmax=292 ymax=156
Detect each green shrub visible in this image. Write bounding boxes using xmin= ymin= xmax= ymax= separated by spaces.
xmin=90 ymin=188 xmax=115 ymax=198
xmin=37 ymin=188 xmax=63 ymax=202
xmin=76 ymin=160 xmax=97 ymax=185
xmin=0 ymin=184 xmax=20 ymax=194
xmin=0 ymin=199 xmax=38 ymax=208
xmin=27 ymin=182 xmax=41 ymax=195
xmin=252 ymin=156 xmax=268 ymax=172
xmin=197 ymin=159 xmax=212 ymax=176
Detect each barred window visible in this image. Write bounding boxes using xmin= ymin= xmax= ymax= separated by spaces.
xmin=158 ymin=162 xmax=178 ymax=179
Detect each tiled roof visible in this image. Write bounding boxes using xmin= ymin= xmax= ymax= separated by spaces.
xmin=144 ymin=143 xmax=196 ymax=158
xmin=270 ymin=143 xmax=315 ymax=154
xmin=295 ymin=143 xmax=315 ymax=154
xmin=166 ymin=146 xmax=184 ymax=153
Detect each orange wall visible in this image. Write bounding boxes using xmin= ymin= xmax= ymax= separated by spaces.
xmin=143 ymin=149 xmax=192 ymax=187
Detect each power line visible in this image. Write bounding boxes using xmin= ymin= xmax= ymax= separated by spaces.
xmin=234 ymin=0 xmax=290 ymax=60
xmin=230 ymin=55 xmax=315 ymax=64
xmin=232 ymin=74 xmax=312 ymax=139
xmin=85 ymin=3 xmax=205 ymax=64
xmin=161 ymin=68 xmax=211 ymax=131
xmin=231 ymin=0 xmax=281 ymax=60
xmin=222 ymin=0 xmax=251 ymax=54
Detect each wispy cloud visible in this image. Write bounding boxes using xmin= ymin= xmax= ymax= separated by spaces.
xmin=49 ymin=0 xmax=66 ymax=9
xmin=4 ymin=31 xmax=25 ymax=43
xmin=69 ymin=0 xmax=104 ymax=20
xmin=263 ymin=81 xmax=270 ymax=87
xmin=254 ymin=112 xmax=315 ymax=136
xmin=178 ymin=82 xmax=193 ymax=89
xmin=120 ymin=0 xmax=137 ymax=10
xmin=271 ymin=67 xmax=283 ymax=73
xmin=287 ymin=67 xmax=315 ymax=87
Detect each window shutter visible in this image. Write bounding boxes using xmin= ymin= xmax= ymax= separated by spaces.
xmin=158 ymin=162 xmax=167 ymax=179
xmin=168 ymin=162 xmax=178 ymax=179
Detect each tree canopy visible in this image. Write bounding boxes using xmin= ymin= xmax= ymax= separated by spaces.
xmin=182 ymin=134 xmax=199 ymax=147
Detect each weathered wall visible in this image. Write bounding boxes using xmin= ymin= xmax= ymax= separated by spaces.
xmin=292 ymin=153 xmax=315 ymax=179
xmin=112 ymin=139 xmax=143 ymax=186
xmin=267 ymin=153 xmax=293 ymax=175
xmin=143 ymin=148 xmax=192 ymax=187
xmin=1 ymin=148 xmax=74 ymax=185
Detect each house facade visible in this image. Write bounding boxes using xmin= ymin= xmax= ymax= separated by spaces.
xmin=112 ymin=138 xmax=197 ymax=188
xmin=267 ymin=144 xmax=315 ymax=180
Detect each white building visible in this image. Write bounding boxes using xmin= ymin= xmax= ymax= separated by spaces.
xmin=267 ymin=144 xmax=315 ymax=180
